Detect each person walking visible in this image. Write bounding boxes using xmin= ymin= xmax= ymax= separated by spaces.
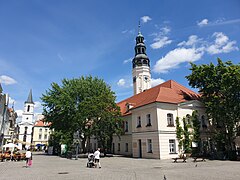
xmin=94 ymin=148 xmax=101 ymax=168
xmin=25 ymin=149 xmax=32 ymax=167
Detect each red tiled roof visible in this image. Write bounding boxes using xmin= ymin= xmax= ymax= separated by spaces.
xmin=117 ymin=80 xmax=200 ymax=116
xmin=34 ymin=119 xmax=52 ymax=127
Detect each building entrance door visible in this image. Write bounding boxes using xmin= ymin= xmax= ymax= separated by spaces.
xmin=112 ymin=143 xmax=115 ymax=154
xmin=138 ymin=139 xmax=142 ymax=158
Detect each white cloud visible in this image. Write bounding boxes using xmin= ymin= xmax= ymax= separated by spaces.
xmin=141 ymin=16 xmax=152 ymax=23
xmin=197 ymin=19 xmax=208 ymax=27
xmin=117 ymin=79 xmax=126 ymax=86
xmin=178 ymin=35 xmax=202 ymax=47
xmin=9 ymin=97 xmax=15 ymax=106
xmin=153 ymin=47 xmax=204 ymax=73
xmin=16 ymin=110 xmax=23 ymax=117
xmin=16 ymin=110 xmax=23 ymax=122
xmin=150 ymin=26 xmax=172 ymax=49
xmin=151 ymin=78 xmax=165 ymax=87
xmin=206 ymin=32 xmax=239 ymax=54
xmin=198 ymin=18 xmax=240 ymax=27
xmin=34 ymin=101 xmax=42 ymax=109
xmin=57 ymin=53 xmax=64 ymax=62
xmin=123 ymin=58 xmax=132 ymax=64
xmin=122 ymin=29 xmax=135 ymax=34
xmin=153 ymin=32 xmax=238 ymax=74
xmin=0 ymin=75 xmax=17 ymax=85
xmin=150 ymin=36 xmax=172 ymax=49
xmin=161 ymin=27 xmax=171 ymax=34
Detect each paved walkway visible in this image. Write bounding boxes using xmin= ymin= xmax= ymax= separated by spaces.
xmin=0 ymin=152 xmax=239 ymax=180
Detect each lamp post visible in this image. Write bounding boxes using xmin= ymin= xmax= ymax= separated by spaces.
xmin=75 ymin=130 xmax=79 ymax=160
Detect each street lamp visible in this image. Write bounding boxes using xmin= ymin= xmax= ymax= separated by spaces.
xmin=75 ymin=130 xmax=79 ymax=160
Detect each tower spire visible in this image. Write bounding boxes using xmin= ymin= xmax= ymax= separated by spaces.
xmin=25 ymin=89 xmax=34 ymax=104
xmin=132 ymin=23 xmax=151 ymax=95
xmin=138 ymin=20 xmax=141 ymax=34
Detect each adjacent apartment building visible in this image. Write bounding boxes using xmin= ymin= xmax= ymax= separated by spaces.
xmin=32 ymin=119 xmax=52 ymax=150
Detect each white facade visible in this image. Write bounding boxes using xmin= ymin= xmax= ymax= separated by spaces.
xmin=32 ymin=120 xmax=52 ymax=150
xmin=132 ymin=65 xmax=151 ymax=95
xmin=113 ymin=100 xmax=206 ymax=159
xmin=17 ymin=90 xmax=34 ymax=149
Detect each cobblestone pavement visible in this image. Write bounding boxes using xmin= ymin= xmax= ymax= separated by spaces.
xmin=0 ymin=152 xmax=239 ymax=180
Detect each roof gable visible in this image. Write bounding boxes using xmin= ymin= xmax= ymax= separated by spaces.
xmin=34 ymin=119 xmax=51 ymax=127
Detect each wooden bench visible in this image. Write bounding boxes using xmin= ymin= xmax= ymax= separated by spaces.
xmin=172 ymin=157 xmax=187 ymax=163
xmin=192 ymin=156 xmax=206 ymax=162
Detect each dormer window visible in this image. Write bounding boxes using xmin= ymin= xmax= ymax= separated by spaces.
xmin=126 ymin=103 xmax=133 ymax=111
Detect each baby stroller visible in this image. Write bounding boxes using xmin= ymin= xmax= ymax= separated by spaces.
xmin=87 ymin=154 xmax=95 ymax=168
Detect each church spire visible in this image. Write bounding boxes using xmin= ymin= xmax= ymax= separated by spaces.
xmin=25 ymin=89 xmax=34 ymax=104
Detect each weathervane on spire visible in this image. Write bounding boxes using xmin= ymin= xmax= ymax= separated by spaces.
xmin=138 ymin=20 xmax=141 ymax=34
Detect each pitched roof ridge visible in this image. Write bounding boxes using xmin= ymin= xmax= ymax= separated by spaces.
xmin=170 ymin=79 xmax=199 ymax=95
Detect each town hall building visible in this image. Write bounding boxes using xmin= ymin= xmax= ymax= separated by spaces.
xmin=110 ymin=26 xmax=207 ymax=159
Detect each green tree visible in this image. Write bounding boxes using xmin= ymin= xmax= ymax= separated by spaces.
xmin=176 ymin=117 xmax=183 ymax=153
xmin=186 ymin=59 xmax=240 ymax=154
xmin=183 ymin=117 xmax=192 ymax=153
xmin=41 ymin=76 xmax=122 ymax=153
xmin=191 ymin=111 xmax=201 ymax=145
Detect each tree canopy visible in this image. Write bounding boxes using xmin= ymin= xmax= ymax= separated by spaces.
xmin=41 ymin=76 xmax=122 ymax=153
xmin=186 ymin=58 xmax=240 ymax=152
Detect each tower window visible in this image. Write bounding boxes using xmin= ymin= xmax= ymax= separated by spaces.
xmin=133 ymin=76 xmax=136 ymax=83
xmin=27 ymin=105 xmax=30 ymax=112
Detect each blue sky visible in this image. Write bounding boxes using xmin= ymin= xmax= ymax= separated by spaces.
xmin=0 ymin=0 xmax=239 ymax=120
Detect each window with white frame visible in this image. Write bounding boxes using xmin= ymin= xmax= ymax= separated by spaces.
xmin=125 ymin=143 xmax=128 ymax=152
xmin=44 ymin=134 xmax=47 ymax=140
xmin=39 ymin=134 xmax=42 ymax=140
xmin=125 ymin=121 xmax=128 ymax=132
xmin=137 ymin=116 xmax=141 ymax=128
xmin=169 ymin=139 xmax=176 ymax=153
xmin=167 ymin=113 xmax=174 ymax=126
xmin=147 ymin=139 xmax=152 ymax=153
xmin=146 ymin=114 xmax=151 ymax=126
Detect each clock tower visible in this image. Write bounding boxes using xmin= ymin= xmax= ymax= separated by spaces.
xmin=132 ymin=23 xmax=151 ymax=95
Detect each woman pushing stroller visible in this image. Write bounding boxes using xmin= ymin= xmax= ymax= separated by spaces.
xmin=87 ymin=148 xmax=101 ymax=168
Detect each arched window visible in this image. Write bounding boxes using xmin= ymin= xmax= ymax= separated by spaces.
xmin=27 ymin=105 xmax=30 ymax=112
xmin=167 ymin=113 xmax=174 ymax=126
